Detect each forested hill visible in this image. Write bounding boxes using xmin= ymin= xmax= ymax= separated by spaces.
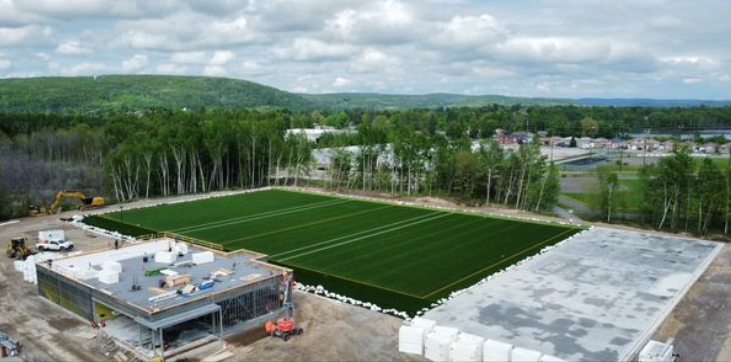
xmin=0 ymin=75 xmax=310 ymax=114
xmin=0 ymin=75 xmax=574 ymax=113
xmin=300 ymin=92 xmax=575 ymax=109
xmin=0 ymin=75 xmax=729 ymax=113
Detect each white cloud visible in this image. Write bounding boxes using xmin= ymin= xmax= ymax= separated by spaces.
xmin=60 ymin=62 xmax=107 ymax=76
xmin=13 ymin=0 xmax=164 ymax=20
xmin=0 ymin=0 xmax=730 ymax=99
xmin=202 ymin=65 xmax=226 ymax=77
xmin=332 ymin=77 xmax=351 ymax=87
xmin=170 ymin=51 xmax=208 ymax=65
xmin=155 ymin=63 xmax=187 ymax=75
xmin=237 ymin=60 xmax=269 ymax=76
xmin=56 ymin=40 xmax=93 ymax=55
xmin=661 ymin=56 xmax=720 ymax=68
xmin=121 ymin=54 xmax=148 ymax=72
xmin=325 ymin=0 xmax=422 ymax=44
xmin=118 ymin=30 xmax=172 ymax=50
xmin=209 ymin=50 xmax=235 ymax=66
xmin=0 ymin=25 xmax=51 ymax=47
xmin=648 ymin=15 xmax=684 ymax=30
xmin=350 ymin=49 xmax=399 ymax=73
xmin=437 ymin=14 xmax=507 ymax=48
xmin=0 ymin=58 xmax=10 ymax=70
xmin=275 ymin=38 xmax=357 ymax=61
xmin=683 ymin=77 xmax=703 ymax=84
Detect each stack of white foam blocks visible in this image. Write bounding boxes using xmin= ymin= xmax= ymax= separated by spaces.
xmin=192 ymin=251 xmax=214 ymax=265
xmin=98 ymin=260 xmax=122 ymax=284
xmin=449 ymin=333 xmax=485 ymax=362
xmin=398 ymin=317 xmax=436 ymax=355
xmin=155 ymin=251 xmax=177 ymax=264
xmin=425 ymin=326 xmax=459 ymax=361
xmin=18 ymin=255 xmax=37 ymax=284
xmin=399 ymin=318 xmax=566 ymax=362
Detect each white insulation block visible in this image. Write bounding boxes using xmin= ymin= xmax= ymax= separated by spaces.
xmin=511 ymin=347 xmax=543 ymax=362
xmin=155 ymin=251 xmax=177 ymax=264
xmin=175 ymin=243 xmax=189 ymax=255
xmin=81 ymin=269 xmax=99 ymax=280
xmin=540 ymin=355 xmax=566 ymax=362
xmin=192 ymin=251 xmax=214 ymax=265
xmin=425 ymin=327 xmax=459 ymax=362
xmin=399 ymin=325 xmax=426 ymax=355
xmin=449 ymin=333 xmax=484 ymax=362
xmin=412 ymin=317 xmax=437 ymax=332
xmin=101 ymin=261 xmax=122 ymax=273
xmin=484 ymin=339 xmax=514 ymax=362
xmin=98 ymin=269 xmax=119 ymax=284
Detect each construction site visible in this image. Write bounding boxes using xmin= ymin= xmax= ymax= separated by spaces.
xmin=36 ymin=238 xmax=293 ymax=361
xmin=1 ymin=188 xmax=731 ymax=362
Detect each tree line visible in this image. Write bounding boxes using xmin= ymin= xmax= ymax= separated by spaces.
xmin=2 ymin=105 xmax=731 ymax=224
xmin=640 ymin=147 xmax=731 ymax=235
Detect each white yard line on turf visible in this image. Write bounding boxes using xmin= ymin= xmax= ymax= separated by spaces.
xmin=276 ymin=212 xmax=452 ymax=262
xmin=270 ymin=211 xmax=442 ymax=259
xmin=171 ymin=199 xmax=350 ymax=233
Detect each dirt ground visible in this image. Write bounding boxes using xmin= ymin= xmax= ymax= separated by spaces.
xmin=652 ymin=243 xmax=731 ymax=362
xmin=0 ymin=187 xmax=728 ymax=362
xmin=226 ymin=293 xmax=425 ymax=362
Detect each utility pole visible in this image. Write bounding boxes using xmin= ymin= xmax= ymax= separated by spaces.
xmin=643 ymin=128 xmax=649 ymax=167
xmin=550 ymin=130 xmax=555 ymax=163
xmin=618 ymin=133 xmax=625 ymax=172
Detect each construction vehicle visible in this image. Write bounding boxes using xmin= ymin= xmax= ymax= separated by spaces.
xmin=265 ymin=318 xmax=304 ymax=341
xmin=6 ymin=237 xmax=33 ymax=260
xmin=30 ymin=191 xmax=105 ymax=216
xmin=264 ymin=273 xmax=303 ymax=341
xmin=0 ymin=331 xmax=23 ymax=358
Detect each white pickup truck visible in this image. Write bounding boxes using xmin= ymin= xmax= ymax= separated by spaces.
xmin=37 ymin=230 xmax=74 ymax=251
xmin=36 ymin=239 xmax=75 ymax=251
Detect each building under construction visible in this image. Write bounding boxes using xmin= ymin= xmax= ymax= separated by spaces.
xmin=36 ymin=238 xmax=293 ymax=360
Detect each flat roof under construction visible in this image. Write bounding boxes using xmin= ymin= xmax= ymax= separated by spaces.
xmin=423 ymin=227 xmax=722 ymax=362
xmin=50 ymin=238 xmax=286 ymax=312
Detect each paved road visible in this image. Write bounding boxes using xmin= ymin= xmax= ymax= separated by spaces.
xmin=552 ymin=205 xmax=584 ymax=224
xmin=558 ymin=195 xmax=593 ymax=215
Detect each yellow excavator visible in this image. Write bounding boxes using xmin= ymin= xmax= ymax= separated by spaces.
xmin=30 ymin=191 xmax=105 ymax=216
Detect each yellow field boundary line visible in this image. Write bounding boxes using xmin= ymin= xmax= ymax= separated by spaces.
xmin=220 ymin=204 xmax=394 ymax=246
xmin=138 ymin=231 xmax=225 ymax=251
xmin=279 ymin=260 xmax=426 ymax=300
xmin=420 ymin=226 xmax=580 ymax=299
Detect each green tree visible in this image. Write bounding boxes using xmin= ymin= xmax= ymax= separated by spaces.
xmin=477 ymin=140 xmax=504 ymax=206
xmin=591 ymin=167 xmax=624 ymax=223
xmin=580 ymin=117 xmax=600 ymax=137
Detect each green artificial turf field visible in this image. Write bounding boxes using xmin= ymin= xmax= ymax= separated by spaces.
xmin=84 ymin=189 xmax=581 ymax=315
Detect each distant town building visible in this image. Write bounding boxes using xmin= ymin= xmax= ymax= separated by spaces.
xmin=285 ymin=125 xmax=355 ymax=142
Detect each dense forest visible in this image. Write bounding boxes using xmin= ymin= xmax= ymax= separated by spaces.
xmin=2 ymin=103 xmax=731 ymax=236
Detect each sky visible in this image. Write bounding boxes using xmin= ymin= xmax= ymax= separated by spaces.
xmin=0 ymin=0 xmax=730 ymax=99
